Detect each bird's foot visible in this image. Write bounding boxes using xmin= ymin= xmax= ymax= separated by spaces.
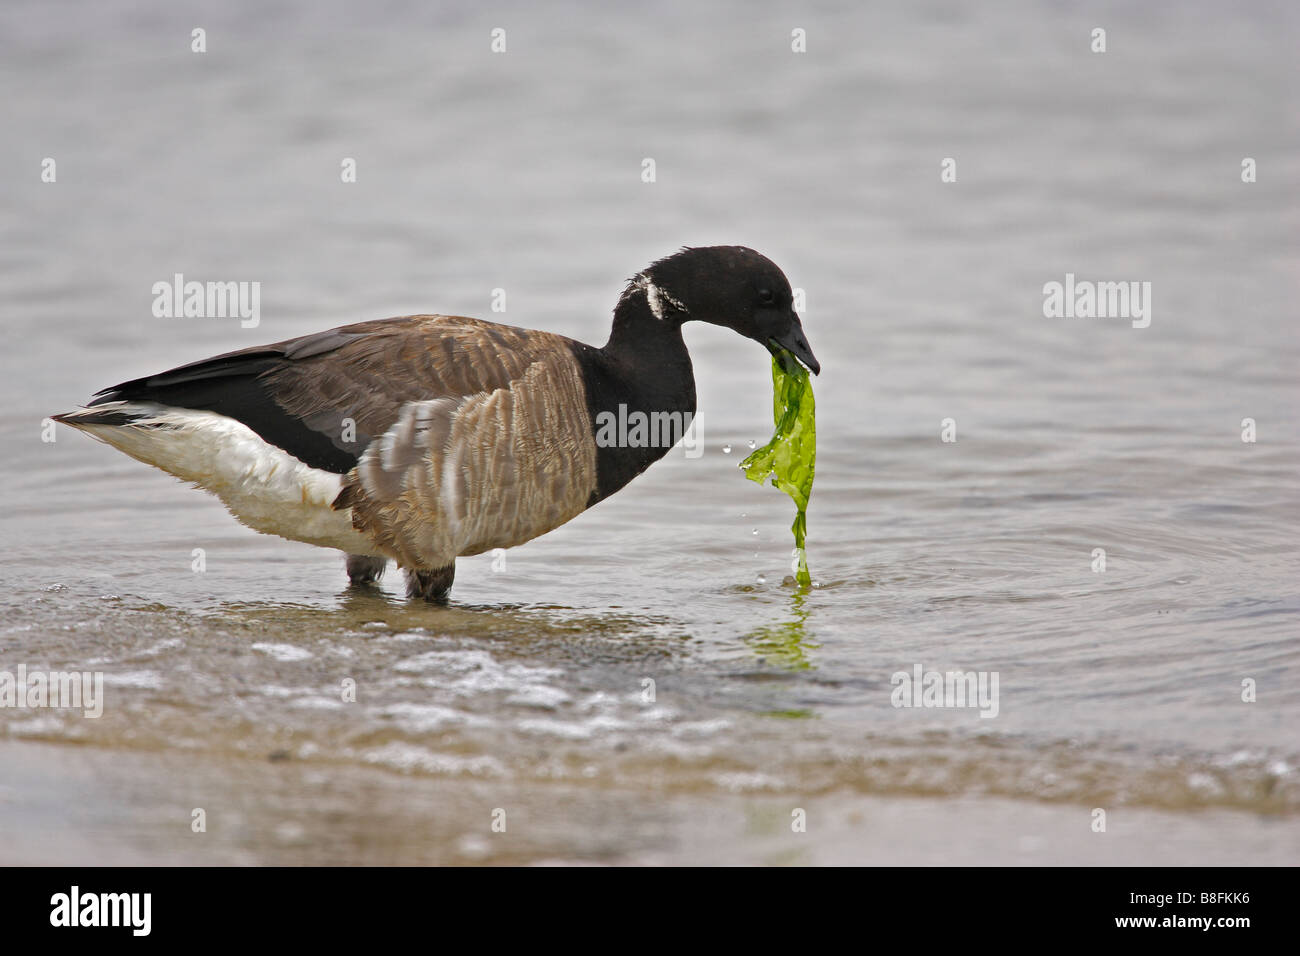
xmin=404 ymin=564 xmax=455 ymax=604
xmin=345 ymin=554 xmax=388 ymax=585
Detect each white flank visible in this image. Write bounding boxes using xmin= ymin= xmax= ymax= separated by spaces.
xmin=66 ymin=403 xmax=381 ymax=554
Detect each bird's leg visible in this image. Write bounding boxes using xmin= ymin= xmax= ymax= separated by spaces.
xmin=345 ymin=553 xmax=388 ymax=585
xmin=404 ymin=563 xmax=456 ymax=604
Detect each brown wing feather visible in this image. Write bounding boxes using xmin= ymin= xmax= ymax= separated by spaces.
xmin=91 ymin=313 xmax=599 ymax=568
xmin=264 ymin=315 xmax=599 ymax=568
xmin=86 ymin=314 xmax=557 ymax=476
xmin=335 ymin=344 xmax=598 ymax=569
xmin=264 ymin=315 xmax=553 ymax=450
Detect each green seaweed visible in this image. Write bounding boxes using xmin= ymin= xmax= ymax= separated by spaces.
xmin=744 ymin=589 xmax=818 ymax=670
xmin=740 ymin=350 xmax=816 ymax=586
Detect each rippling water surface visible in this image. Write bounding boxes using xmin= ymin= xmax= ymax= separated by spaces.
xmin=1 ymin=0 xmax=1297 ymax=863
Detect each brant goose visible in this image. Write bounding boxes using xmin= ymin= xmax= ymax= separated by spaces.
xmin=55 ymin=246 xmax=819 ymax=602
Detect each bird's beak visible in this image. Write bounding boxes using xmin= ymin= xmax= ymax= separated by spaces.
xmin=768 ymin=315 xmax=820 ymax=375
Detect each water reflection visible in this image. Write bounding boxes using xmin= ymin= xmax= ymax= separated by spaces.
xmin=214 ymin=589 xmax=680 ymax=648
xmin=745 ymin=587 xmax=819 ymax=671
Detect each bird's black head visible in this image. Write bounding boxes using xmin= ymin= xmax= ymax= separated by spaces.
xmin=627 ymin=245 xmax=820 ymax=375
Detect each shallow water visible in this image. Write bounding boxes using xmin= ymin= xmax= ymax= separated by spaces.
xmin=2 ymin=0 xmax=1298 ymax=863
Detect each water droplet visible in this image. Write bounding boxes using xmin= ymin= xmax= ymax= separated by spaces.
xmin=751 ymin=528 xmax=759 ymax=536
xmin=747 ymin=440 xmax=756 ymax=449
xmin=722 ymin=445 xmax=731 ymax=454
xmin=755 ymin=574 xmax=766 ymax=584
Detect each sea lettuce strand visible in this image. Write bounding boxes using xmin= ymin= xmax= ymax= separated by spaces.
xmin=740 ymin=350 xmax=816 ymax=586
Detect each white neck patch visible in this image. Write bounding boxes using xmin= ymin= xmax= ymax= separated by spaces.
xmin=633 ymin=273 xmax=687 ymax=321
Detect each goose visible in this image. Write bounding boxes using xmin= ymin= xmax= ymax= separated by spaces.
xmin=55 ymin=245 xmax=820 ymax=602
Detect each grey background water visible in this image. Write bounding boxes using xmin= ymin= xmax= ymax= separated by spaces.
xmin=1 ymin=0 xmax=1297 ymax=864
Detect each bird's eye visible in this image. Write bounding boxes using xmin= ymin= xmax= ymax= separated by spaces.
xmin=758 ymin=288 xmax=775 ymax=304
